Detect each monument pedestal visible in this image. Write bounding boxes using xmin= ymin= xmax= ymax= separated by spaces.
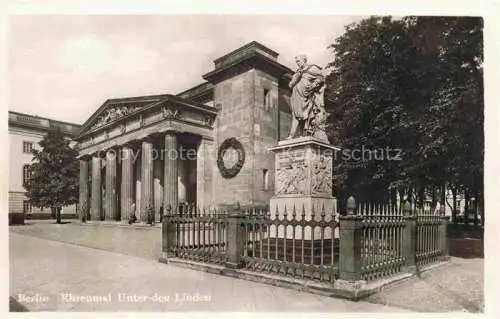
xmin=268 ymin=136 xmax=340 ymax=240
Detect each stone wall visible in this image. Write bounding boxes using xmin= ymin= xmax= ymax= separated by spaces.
xmin=252 ymin=70 xmax=279 ymax=205
xmin=212 ymin=69 xmax=255 ymax=206
xmin=211 ymin=68 xmax=292 ymax=207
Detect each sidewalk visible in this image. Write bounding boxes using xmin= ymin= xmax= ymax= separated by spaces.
xmin=365 ymin=257 xmax=484 ymax=312
xmin=10 ymin=220 xmax=161 ymax=260
xmin=9 ymin=232 xmax=408 ymax=312
xmin=10 ymin=221 xmax=484 ymax=312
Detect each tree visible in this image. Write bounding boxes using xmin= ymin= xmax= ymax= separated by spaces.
xmin=24 ymin=128 xmax=79 ymax=223
xmin=325 ymin=16 xmax=483 ymax=218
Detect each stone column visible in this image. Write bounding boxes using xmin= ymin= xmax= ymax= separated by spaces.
xmin=153 ymin=156 xmax=163 ymax=222
xmin=79 ymin=158 xmax=90 ymax=221
xmin=178 ymin=157 xmax=187 ymax=203
xmin=135 ymin=149 xmax=142 ymax=217
xmin=91 ymin=155 xmax=102 ymax=221
xmin=105 ymin=149 xmax=118 ymax=220
xmin=120 ymin=146 xmax=134 ymax=222
xmin=141 ymin=138 xmax=154 ymax=222
xmin=163 ymin=133 xmax=178 ymax=210
xmin=196 ymin=138 xmax=214 ymax=209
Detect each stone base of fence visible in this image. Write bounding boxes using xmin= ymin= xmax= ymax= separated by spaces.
xmin=246 ymin=238 xmax=340 ymax=264
xmin=158 ymin=255 xmax=450 ymax=301
xmin=78 ymin=220 xmax=161 ymax=229
xmin=24 ymin=213 xmax=79 ymax=220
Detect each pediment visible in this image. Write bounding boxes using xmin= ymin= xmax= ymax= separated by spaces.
xmin=77 ymin=94 xmax=218 ymax=140
xmin=78 ymin=98 xmax=163 ymax=137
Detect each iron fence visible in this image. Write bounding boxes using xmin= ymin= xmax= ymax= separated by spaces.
xmin=357 ymin=203 xmax=406 ymax=281
xmin=415 ymin=208 xmax=443 ymax=266
xmin=162 ymin=198 xmax=449 ymax=286
xmin=240 ymin=205 xmax=339 ymax=283
xmin=165 ymin=204 xmax=228 ymax=264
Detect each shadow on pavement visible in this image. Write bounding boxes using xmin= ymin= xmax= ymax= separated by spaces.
xmin=424 ymin=278 xmax=483 ymax=313
xmin=9 ymin=297 xmax=29 ymax=312
xmin=448 ymin=224 xmax=484 ymax=259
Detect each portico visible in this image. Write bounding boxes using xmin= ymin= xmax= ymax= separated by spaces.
xmin=76 ymin=95 xmax=216 ymax=222
xmin=76 ymin=41 xmax=296 ymax=223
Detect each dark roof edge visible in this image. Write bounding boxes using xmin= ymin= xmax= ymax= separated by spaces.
xmin=213 ymin=41 xmax=279 ymax=64
xmin=9 ymin=110 xmax=82 ymax=127
xmin=203 ymin=52 xmax=293 ymax=83
xmin=176 ymin=81 xmax=214 ymax=98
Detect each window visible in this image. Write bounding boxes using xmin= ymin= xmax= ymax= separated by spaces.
xmin=23 ymin=164 xmax=31 ymax=186
xmin=263 ymin=89 xmax=272 ymax=109
xmin=262 ymin=169 xmax=269 ymax=191
xmin=23 ymin=141 xmax=34 ymax=153
xmin=23 ymin=201 xmax=32 ymax=213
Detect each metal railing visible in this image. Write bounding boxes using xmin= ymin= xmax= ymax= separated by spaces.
xmin=165 ymin=204 xmax=228 ymax=264
xmin=356 ymin=202 xmax=406 ymax=281
xmin=415 ymin=208 xmax=444 ymax=266
xmin=240 ymin=205 xmax=339 ymax=283
xmin=162 ymin=198 xmax=449 ymax=286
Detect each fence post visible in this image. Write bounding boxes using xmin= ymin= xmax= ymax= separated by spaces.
xmin=159 ymin=204 xmax=177 ymax=263
xmin=402 ymin=200 xmax=417 ymax=272
xmin=225 ymin=202 xmax=246 ymax=269
xmin=439 ymin=215 xmax=450 ymax=260
xmin=338 ymin=196 xmax=364 ymax=282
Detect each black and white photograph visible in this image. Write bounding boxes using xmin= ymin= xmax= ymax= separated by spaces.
xmin=5 ymin=5 xmax=490 ymax=315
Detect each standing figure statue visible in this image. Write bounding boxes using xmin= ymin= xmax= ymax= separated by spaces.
xmin=287 ymin=54 xmax=328 ymax=141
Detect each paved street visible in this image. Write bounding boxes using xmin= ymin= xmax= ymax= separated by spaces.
xmin=9 ymin=222 xmax=408 ymax=312
xmin=10 ymin=220 xmax=162 ymax=260
xmin=9 ymin=221 xmax=484 ymax=312
xmin=365 ymin=257 xmax=484 ymax=313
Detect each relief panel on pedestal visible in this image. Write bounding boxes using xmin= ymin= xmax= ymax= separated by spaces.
xmin=310 ymin=150 xmax=333 ymax=196
xmin=275 ymin=148 xmax=307 ymax=195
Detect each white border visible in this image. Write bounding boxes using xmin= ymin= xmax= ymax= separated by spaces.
xmin=1 ymin=1 xmax=498 ymax=319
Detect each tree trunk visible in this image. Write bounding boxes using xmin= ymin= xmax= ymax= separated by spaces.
xmin=431 ymin=186 xmax=437 ymax=213
xmin=398 ymin=188 xmax=405 ymax=214
xmin=440 ymin=185 xmax=446 ymax=216
xmin=390 ymin=188 xmax=397 ymax=213
xmin=407 ymin=187 xmax=414 ymax=212
xmin=50 ymin=207 xmax=56 ymax=219
xmin=418 ymin=185 xmax=425 ymax=209
xmin=56 ymin=207 xmax=62 ymax=224
xmin=464 ymin=190 xmax=470 ymax=225
xmin=473 ymin=190 xmax=479 ymax=226
xmin=479 ymin=192 xmax=484 ymax=227
xmin=452 ymin=187 xmax=457 ymax=224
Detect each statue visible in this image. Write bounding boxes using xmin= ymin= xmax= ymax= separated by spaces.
xmin=287 ymin=54 xmax=328 ymax=141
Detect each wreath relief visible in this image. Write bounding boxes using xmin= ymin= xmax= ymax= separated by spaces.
xmin=217 ymin=138 xmax=245 ymax=179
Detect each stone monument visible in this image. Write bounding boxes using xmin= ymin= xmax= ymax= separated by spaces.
xmin=269 ymin=54 xmax=339 ymax=240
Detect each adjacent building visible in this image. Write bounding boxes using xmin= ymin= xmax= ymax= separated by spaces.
xmin=8 ymin=111 xmax=81 ymax=217
xmin=75 ymin=41 xmax=295 ymax=222
xmin=10 ymin=41 xmax=474 ymax=223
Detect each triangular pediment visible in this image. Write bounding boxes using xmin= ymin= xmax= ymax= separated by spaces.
xmin=77 ymin=93 xmax=218 ymax=140
xmin=78 ymin=96 xmax=165 ymax=137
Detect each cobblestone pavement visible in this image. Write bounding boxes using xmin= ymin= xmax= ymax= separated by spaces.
xmin=365 ymin=257 xmax=484 ymax=313
xmin=9 ymin=231 xmax=408 ymax=312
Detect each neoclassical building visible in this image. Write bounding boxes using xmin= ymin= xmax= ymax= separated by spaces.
xmin=76 ymin=41 xmax=296 ymax=222
xmin=9 ymin=111 xmax=81 ymax=216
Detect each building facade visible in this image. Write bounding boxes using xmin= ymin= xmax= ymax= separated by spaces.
xmin=76 ymin=41 xmax=295 ymax=222
xmin=8 ymin=111 xmax=81 ymax=216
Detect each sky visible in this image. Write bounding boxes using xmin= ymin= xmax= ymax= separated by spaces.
xmin=8 ymin=15 xmax=364 ymax=124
